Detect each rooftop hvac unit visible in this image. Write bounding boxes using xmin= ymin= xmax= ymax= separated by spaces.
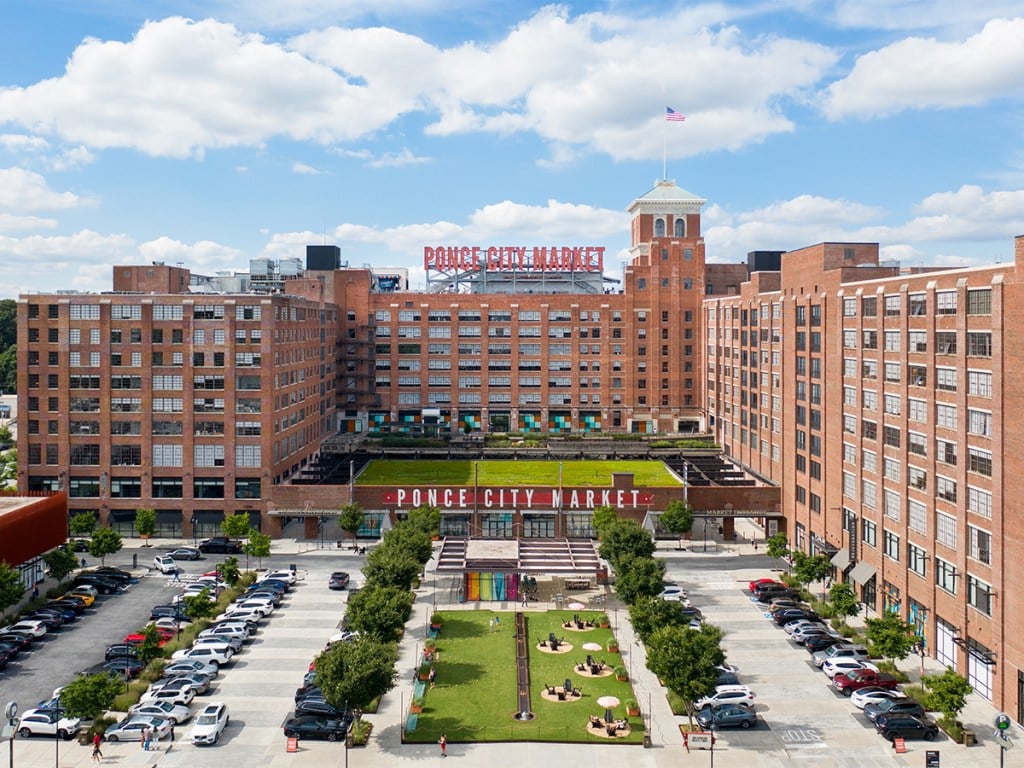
xmin=279 ymin=258 xmax=303 ymax=277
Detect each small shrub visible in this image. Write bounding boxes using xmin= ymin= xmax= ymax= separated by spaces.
xmin=937 ymin=716 xmax=963 ymax=743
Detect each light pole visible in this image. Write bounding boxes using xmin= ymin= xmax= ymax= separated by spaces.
xmin=5 ymin=701 xmax=17 ymax=768
xmin=702 ymin=517 xmax=710 ymax=552
xmin=191 ymin=514 xmax=198 ymax=547
xmin=53 ymin=701 xmax=62 ymax=768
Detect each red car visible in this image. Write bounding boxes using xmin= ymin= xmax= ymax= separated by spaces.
xmin=125 ymin=628 xmax=173 ymax=646
xmin=748 ymin=577 xmax=781 ymax=592
xmin=832 ymin=668 xmax=899 ymax=696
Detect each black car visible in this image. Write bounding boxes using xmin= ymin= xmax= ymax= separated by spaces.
xmin=294 ymin=684 xmax=321 ymax=703
xmin=864 ymin=698 xmax=927 ymax=722
xmin=328 ymin=572 xmax=350 ymax=590
xmin=283 ymin=714 xmax=354 ymax=742
xmin=875 ymin=713 xmax=938 ymax=741
xmin=48 ymin=597 xmax=87 ymax=615
xmin=198 ymin=537 xmax=243 ymax=554
xmin=0 ymin=641 xmax=21 ymax=661
xmin=25 ymin=611 xmax=64 ymax=630
xmin=168 ymin=547 xmax=202 ymax=561
xmin=805 ymin=635 xmax=844 ymax=653
xmin=755 ymin=584 xmax=799 ymax=601
xmin=104 ymin=643 xmax=140 ymax=662
xmin=90 ymin=657 xmax=145 ymax=679
xmin=150 ymin=604 xmax=190 ymax=622
xmin=73 ymin=574 xmax=120 ymax=594
xmin=91 ymin=567 xmax=134 ymax=584
xmin=773 ymin=608 xmax=820 ymax=626
xmin=252 ymin=578 xmax=290 ymax=594
xmin=0 ymin=631 xmax=34 ymax=650
xmin=68 ymin=539 xmax=89 ymax=552
xmin=294 ymin=696 xmax=348 ymax=718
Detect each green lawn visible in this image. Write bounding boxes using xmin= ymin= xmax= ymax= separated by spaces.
xmin=357 ymin=460 xmax=681 ymax=487
xmin=405 ymin=610 xmax=642 ymax=744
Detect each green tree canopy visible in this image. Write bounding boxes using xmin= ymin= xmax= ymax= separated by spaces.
xmin=69 ymin=511 xmax=97 ymax=538
xmin=134 ymin=508 xmax=157 ymax=540
xmin=344 ymin=584 xmax=414 ymax=641
xmin=864 ymin=610 xmax=917 ymax=665
xmin=382 ymin=522 xmax=433 ymax=565
xmin=0 ymin=344 xmax=14 ymax=395
xmin=598 ymin=518 xmax=655 ymax=571
xmin=362 ymin=546 xmax=422 ymax=591
xmin=658 ymin=499 xmax=694 ymax=548
xmin=792 ymin=551 xmax=832 ymax=592
xmin=765 ymin=532 xmax=789 ymax=561
xmin=0 ymin=299 xmax=15 ymax=349
xmin=405 ymin=504 xmax=441 ymax=538
xmin=646 ymin=623 xmax=726 ymax=727
xmin=314 ymin=635 xmax=399 ymax=723
xmin=628 ymin=595 xmax=694 ymax=643
xmin=217 ymin=556 xmax=241 ymax=587
xmin=614 ymin=555 xmax=666 ymax=605
xmin=0 ymin=561 xmax=25 ymax=615
xmin=43 ymin=546 xmax=79 ymax=582
xmin=244 ymin=529 xmax=272 ymax=567
xmin=828 ymin=582 xmax=861 ymax=620
xmin=338 ymin=502 xmax=365 ymax=543
xmin=135 ymin=624 xmax=165 ymax=665
xmin=59 ymin=672 xmax=124 ymax=720
xmin=221 ymin=512 xmax=251 ymax=539
xmin=183 ymin=588 xmax=217 ymax=621
xmin=924 ymin=667 xmax=974 ymax=723
xmin=87 ymin=527 xmax=123 ymax=565
xmin=591 ymin=504 xmax=618 ymax=538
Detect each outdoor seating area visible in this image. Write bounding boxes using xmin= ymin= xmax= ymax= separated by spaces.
xmin=541 ymin=679 xmax=583 ymax=702
xmin=536 ymin=631 xmax=573 ymax=653
xmin=562 ymin=613 xmax=597 ymax=631
xmin=575 ymin=656 xmax=612 ymax=677
xmin=587 ymin=714 xmax=632 ymax=739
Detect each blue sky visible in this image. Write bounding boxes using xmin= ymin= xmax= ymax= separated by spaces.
xmin=1 ymin=1 xmax=1023 ymax=298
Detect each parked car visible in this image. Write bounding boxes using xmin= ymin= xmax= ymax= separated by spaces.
xmin=25 ymin=610 xmax=65 ymax=630
xmin=172 ymin=644 xmax=234 ymax=666
xmin=189 ymin=702 xmax=229 ymax=745
xmin=773 ymin=608 xmax=820 ymax=626
xmin=72 ymin=574 xmax=120 ymax=594
xmin=154 ymin=555 xmax=179 ymax=574
xmin=199 ymin=625 xmax=250 ymax=644
xmin=283 ymin=714 xmax=354 ymax=741
xmin=15 ymin=708 xmax=81 ymax=739
xmin=246 ymin=589 xmax=283 ymax=607
xmin=2 ymin=620 xmax=47 ymax=638
xmin=864 ymin=698 xmax=927 ymax=722
xmin=755 ymin=584 xmax=798 ymax=601
xmin=812 ymin=643 xmax=870 ymax=668
xmin=67 ymin=586 xmax=98 ymax=604
xmin=104 ymin=643 xmax=140 ymax=661
xmin=851 ymin=687 xmax=907 ymax=710
xmin=783 ymin=619 xmax=826 ymax=636
xmin=140 ymin=682 xmax=197 ymax=706
xmin=822 ymin=658 xmax=879 ymax=680
xmin=233 ymin=597 xmax=274 ymax=616
xmin=197 ymin=537 xmax=243 ymax=554
xmin=748 ymin=577 xmax=781 ymax=592
xmin=151 ymin=617 xmax=191 ymax=634
xmin=328 ymin=572 xmax=350 ymax=590
xmin=128 ymin=700 xmax=192 ymax=725
xmin=92 ymin=566 xmax=134 ymax=583
xmin=694 ymin=686 xmax=756 ymax=710
xmin=104 ymin=715 xmax=172 ymax=742
xmin=805 ymin=635 xmax=845 ymax=654
xmin=264 ymin=569 xmax=298 ymax=585
xmin=0 ymin=631 xmax=34 ymax=650
xmin=161 ymin=673 xmax=212 ymax=695
xmin=294 ymin=696 xmax=348 ymax=718
xmin=194 ymin=634 xmax=243 ymax=653
xmin=214 ymin=608 xmax=264 ymax=626
xmin=874 ymin=713 xmax=938 ymax=741
xmin=150 ymin=605 xmax=190 ymax=622
xmin=695 ymin=703 xmax=757 ymax=729
xmin=49 ymin=597 xmax=87 ymax=614
xmin=832 ymin=668 xmax=899 ymax=696
xmin=161 ymin=660 xmax=219 ymax=679
xmin=791 ymin=625 xmax=838 ymax=644
xmin=125 ymin=628 xmax=173 ymax=646
xmin=168 ymin=547 xmax=202 ymax=561
xmin=89 ymin=658 xmax=146 ymax=679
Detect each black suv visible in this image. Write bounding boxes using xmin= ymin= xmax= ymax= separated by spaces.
xmin=198 ymin=537 xmax=243 ymax=554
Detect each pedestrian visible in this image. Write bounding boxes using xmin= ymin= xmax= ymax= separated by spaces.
xmin=489 ymin=618 xmax=495 ymax=632
xmin=169 ymin=722 xmax=175 ymax=742
xmin=92 ymin=732 xmax=103 ymax=762
xmin=521 ymin=591 xmax=528 ymax=608
xmin=439 ymin=732 xmax=447 ymax=758
xmin=429 ymin=666 xmax=437 ymax=688
xmin=172 ymin=567 xmax=180 ymax=583
xmin=141 ymin=726 xmax=151 ymax=751
xmin=32 ymin=583 xmax=39 ymax=601
xmin=81 ymin=557 xmax=87 ymax=569
xmin=753 ymin=541 xmax=758 ymax=551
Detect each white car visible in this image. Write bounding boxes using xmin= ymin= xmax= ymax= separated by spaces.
xmin=150 ymin=617 xmax=191 ymax=634
xmin=822 ymin=658 xmax=879 ymax=680
xmin=68 ymin=585 xmax=99 ymax=601
xmin=694 ymin=686 xmax=756 ymax=710
xmin=232 ymin=598 xmax=274 ymax=616
xmin=812 ymin=644 xmax=870 ymax=668
xmin=194 ymin=634 xmax=243 ymax=653
xmin=104 ymin=715 xmax=173 ymax=742
xmin=128 ymin=701 xmax=192 ymax=724
xmin=15 ymin=708 xmax=81 ymax=739
xmin=850 ymin=687 xmax=907 ymax=710
xmin=199 ymin=625 xmax=250 ymax=643
xmin=172 ymin=584 xmax=216 ymax=605
xmin=783 ymin=619 xmax=824 ymax=635
xmin=3 ymin=620 xmax=48 ymax=638
xmin=153 ymin=555 xmax=178 ymax=574
xmin=172 ymin=645 xmax=234 ymax=666
xmin=140 ymin=684 xmax=196 ymax=707
xmin=263 ymin=569 xmax=297 ymax=585
xmin=215 ymin=608 xmax=264 ymax=625
xmin=189 ymin=702 xmax=229 ymax=745
xmin=790 ymin=624 xmax=836 ymax=644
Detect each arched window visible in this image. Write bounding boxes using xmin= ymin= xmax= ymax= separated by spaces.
xmin=674 ymin=218 xmax=685 ymax=237
xmin=654 ymin=218 xmax=665 ymax=237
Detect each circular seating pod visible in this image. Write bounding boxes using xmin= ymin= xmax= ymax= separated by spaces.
xmin=535 ymin=640 xmax=573 ymax=654
xmin=573 ymin=661 xmax=614 ymax=678
xmin=586 ymin=718 xmax=632 ymax=739
xmin=539 ymin=685 xmax=582 ymax=703
xmin=561 ymin=620 xmax=599 ymax=633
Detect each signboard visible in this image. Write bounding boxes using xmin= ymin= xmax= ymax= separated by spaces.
xmin=687 ymin=732 xmax=713 ymax=749
xmin=925 ymin=750 xmax=940 ymax=767
xmin=424 ymin=245 xmax=605 ymax=273
xmin=847 ymin=512 xmax=857 ymax=565
xmin=384 ymin=487 xmax=653 ymax=510
xmin=996 ymin=712 xmax=1012 ymax=731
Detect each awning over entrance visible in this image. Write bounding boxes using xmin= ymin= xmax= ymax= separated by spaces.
xmin=849 ymin=561 xmax=876 ymax=585
xmin=436 ymin=537 xmax=600 ymax=575
xmin=831 ymin=550 xmax=851 ymax=570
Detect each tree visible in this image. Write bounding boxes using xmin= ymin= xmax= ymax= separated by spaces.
xmin=406 ymin=504 xmax=441 ymax=538
xmin=183 ymin=588 xmax=217 ymax=621
xmin=217 ymin=556 xmax=241 ymax=587
xmin=864 ymin=611 xmax=917 ymax=665
xmin=828 ymin=582 xmax=861 ymax=620
xmin=765 ymin=532 xmax=789 ymax=562
xmin=362 ymin=547 xmax=422 ymax=591
xmin=314 ymin=635 xmax=399 ymax=726
xmin=221 ymin=512 xmax=251 ymax=540
xmin=87 ymin=527 xmax=123 ymax=565
xmin=43 ymin=546 xmax=79 ymax=582
xmin=591 ymin=504 xmax=617 ymax=538
xmin=135 ymin=624 xmax=165 ymax=666
xmin=339 ymin=502 xmax=365 ymax=544
xmin=629 ymin=595 xmax=694 ymax=643
xmin=0 ymin=561 xmax=25 ymax=615
xmin=792 ymin=551 xmax=832 ymax=594
xmin=59 ymin=672 xmax=123 ymax=720
xmin=244 ymin=530 xmax=272 ymax=567
xmin=134 ymin=508 xmax=157 ymax=544
xmin=646 ymin=623 xmax=725 ymax=727
xmin=658 ymin=499 xmax=694 ymax=549
xmin=0 ymin=344 xmax=15 ymax=396
xmin=598 ymin=519 xmax=655 ymax=571
xmin=614 ymin=555 xmax=666 ymax=605
xmin=345 ymin=584 xmax=414 ymax=641
xmin=924 ymin=667 xmax=973 ymax=724
xmin=69 ymin=512 xmax=97 ymax=539
xmin=382 ymin=523 xmax=433 ymax=565
xmin=0 ymin=424 xmax=12 ymax=446
xmin=0 ymin=299 xmax=15 ymax=349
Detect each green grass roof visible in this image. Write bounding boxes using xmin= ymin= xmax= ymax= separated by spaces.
xmin=356 ymin=460 xmax=681 ymax=487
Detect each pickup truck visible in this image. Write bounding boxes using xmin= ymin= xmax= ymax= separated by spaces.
xmin=832 ymin=668 xmax=899 ymax=695
xmin=198 ymin=537 xmax=243 ymax=554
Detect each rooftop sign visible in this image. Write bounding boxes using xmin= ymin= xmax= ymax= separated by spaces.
xmin=424 ymin=246 xmax=604 ymax=273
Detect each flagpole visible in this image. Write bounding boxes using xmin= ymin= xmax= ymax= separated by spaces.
xmin=662 ymin=113 xmax=667 ymax=180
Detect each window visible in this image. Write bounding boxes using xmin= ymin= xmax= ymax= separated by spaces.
xmin=908 ymin=544 xmax=927 ymax=577
xmin=843 ymin=330 xmax=857 ymax=349
xmin=968 ymin=370 xmax=992 ymax=397
xmin=967 ymin=332 xmax=992 ymax=357
xmin=862 ymin=420 xmax=877 ymax=440
xmin=935 ymin=558 xmax=957 ymax=594
xmin=936 ymin=367 xmax=957 ymax=392
xmin=884 ymin=295 xmax=901 ymax=316
xmin=968 ymin=486 xmax=992 ymax=519
xmin=153 ymin=444 xmax=183 ymax=467
xmin=967 ymin=288 xmax=991 ymax=315
xmin=968 ymin=409 xmax=992 ymax=437
xmin=884 ymin=489 xmax=901 ymax=521
xmin=909 ymin=294 xmax=927 ymax=316
xmin=843 ymin=297 xmax=857 ymax=317
xmin=862 ymin=479 xmax=877 ymax=509
xmin=968 ymin=447 xmax=992 ymax=477
xmin=936 ymin=438 xmax=957 ymax=466
xmin=883 ymin=426 xmax=900 ymax=448
xmin=884 ymin=330 xmax=901 ymax=351
xmin=935 ymin=291 xmax=957 ymax=315
xmin=968 ymin=576 xmax=993 ymax=616
xmin=862 ymin=518 xmax=877 ymax=547
xmin=884 ymin=393 xmax=901 ymax=415
xmin=968 ymin=526 xmax=991 ymax=565
xmin=863 ymin=390 xmax=878 ymax=410
xmin=908 ymin=466 xmax=927 ymax=491
xmin=884 ymin=362 xmax=901 ymax=383
xmin=862 ymin=296 xmax=877 ymax=317
xmin=908 ymin=499 xmax=927 ymax=533
xmin=936 ymin=476 xmax=957 ymax=504
xmin=935 ymin=403 xmax=957 ymax=429
xmin=884 ymin=457 xmax=901 ymax=483
xmin=884 ymin=530 xmax=900 ymax=560
xmin=908 ymin=331 xmax=927 ymax=353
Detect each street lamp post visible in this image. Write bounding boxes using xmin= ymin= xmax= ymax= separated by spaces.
xmin=702 ymin=517 xmax=710 ymax=552
xmin=191 ymin=514 xmax=198 ymax=547
xmin=5 ymin=701 xmax=17 ymax=768
xmin=53 ymin=702 xmax=62 ymax=768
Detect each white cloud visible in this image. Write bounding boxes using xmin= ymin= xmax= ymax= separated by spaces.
xmin=47 ymin=146 xmax=96 ymax=171
xmin=0 ymin=214 xmax=58 ymax=233
xmin=138 ymin=236 xmax=244 ymax=270
xmin=292 ymin=161 xmax=325 ymax=175
xmin=0 ymin=168 xmax=82 ymax=212
xmin=822 ymin=17 xmax=1024 ymax=120
xmin=831 ymin=1 xmax=1024 ymax=32
xmin=0 ymin=134 xmax=50 ymax=152
xmin=0 ymin=229 xmax=137 ymax=298
xmin=366 ymin=147 xmax=431 ymax=168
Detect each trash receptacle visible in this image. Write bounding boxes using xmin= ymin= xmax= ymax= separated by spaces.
xmin=290 ymin=563 xmax=297 ymax=572
xmin=132 ymin=553 xmax=138 ymax=568
xmin=962 ymin=729 xmax=976 ymax=746
xmin=643 ymin=730 xmax=652 ymax=748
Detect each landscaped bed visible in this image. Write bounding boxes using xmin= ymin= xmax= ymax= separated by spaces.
xmin=405 ymin=609 xmax=642 ymax=744
xmin=357 ymin=459 xmax=681 ymax=488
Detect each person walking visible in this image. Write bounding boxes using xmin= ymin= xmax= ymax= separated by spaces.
xmin=91 ymin=732 xmax=103 ymax=762
xmin=428 ymin=666 xmax=437 ymax=689
xmin=141 ymin=726 xmax=151 ymax=751
xmin=438 ymin=732 xmax=447 ymax=758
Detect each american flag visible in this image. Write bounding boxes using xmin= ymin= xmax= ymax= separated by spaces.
xmin=665 ymin=107 xmax=686 ymax=122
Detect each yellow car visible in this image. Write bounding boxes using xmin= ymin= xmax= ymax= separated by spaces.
xmin=65 ymin=589 xmax=96 ymax=607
